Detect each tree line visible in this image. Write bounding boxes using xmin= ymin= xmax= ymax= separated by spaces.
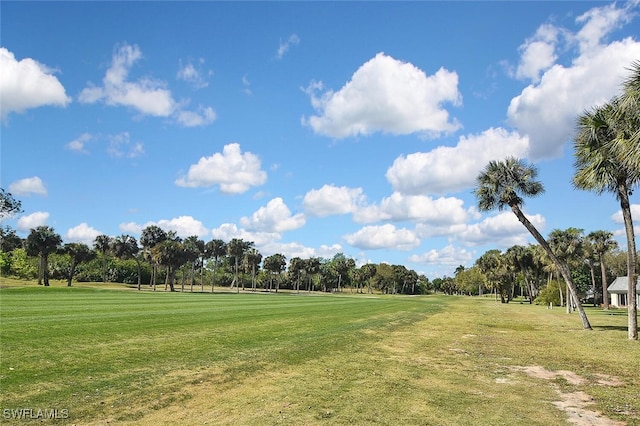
xmin=0 ymin=224 xmax=431 ymax=296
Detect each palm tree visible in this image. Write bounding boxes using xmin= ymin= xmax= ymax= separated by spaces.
xmin=587 ymin=231 xmax=618 ymax=309
xmin=263 ymin=253 xmax=286 ymax=292
xmin=617 ymin=60 xmax=640 ymax=170
xmin=205 ymin=239 xmax=226 ymax=293
xmin=243 ymin=248 xmax=262 ymax=291
xmin=25 ymin=226 xmax=62 ymax=286
xmin=111 ymin=234 xmax=141 ymax=290
xmin=63 ymin=243 xmax=95 ymax=286
xmin=140 ymin=225 xmax=168 ymax=291
xmin=227 ymin=238 xmax=252 ymax=292
xmin=548 ymin=228 xmax=585 ymax=314
xmin=93 ymin=234 xmax=112 ymax=283
xmin=574 ymin=100 xmax=638 ymax=339
xmin=475 ymin=157 xmax=592 ymax=329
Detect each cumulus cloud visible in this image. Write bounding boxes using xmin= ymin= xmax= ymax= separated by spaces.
xmin=277 ymin=34 xmax=300 ymax=59
xmin=119 ymin=215 xmax=209 ymax=239
xmin=303 ymin=184 xmax=365 ymax=217
xmin=176 ymin=143 xmax=267 ymax=194
xmin=66 ymin=223 xmax=102 ymax=245
xmin=0 ymin=47 xmax=71 ymax=120
xmin=457 ymin=211 xmax=546 ymax=248
xmin=240 ymin=197 xmax=306 ymax=233
xmin=303 ymin=52 xmax=461 ymax=139
xmin=9 ymin=176 xmax=47 ymax=196
xmin=343 ymin=224 xmax=420 ymax=251
xmin=353 ymin=192 xmax=470 ymax=225
xmin=386 ymin=127 xmax=529 ymax=195
xmin=79 ymin=43 xmax=176 ymax=116
xmin=514 ymin=24 xmax=559 ymax=82
xmin=408 ymin=244 xmax=474 ymax=266
xmin=210 ymin=223 xmax=280 ymax=247
xmin=507 ymin=2 xmax=640 ymax=159
xmin=79 ymin=43 xmax=216 ymax=126
xmin=17 ymin=211 xmax=49 ymax=231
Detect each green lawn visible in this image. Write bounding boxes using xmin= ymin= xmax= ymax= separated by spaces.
xmin=0 ymin=283 xmax=638 ymax=425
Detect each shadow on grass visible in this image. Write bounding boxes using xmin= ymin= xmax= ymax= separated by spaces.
xmin=592 ymin=325 xmax=639 ymax=332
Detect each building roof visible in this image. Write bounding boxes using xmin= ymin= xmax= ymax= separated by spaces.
xmin=607 ymin=276 xmax=640 ymax=293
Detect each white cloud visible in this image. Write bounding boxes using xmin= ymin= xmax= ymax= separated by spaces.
xmin=177 ymin=58 xmax=211 ymax=89
xmin=66 ymin=133 xmax=93 ymax=153
xmin=303 ymin=184 xmax=365 ymax=217
xmin=176 ymin=143 xmax=267 ymax=194
xmin=515 ymin=24 xmax=559 ymax=82
xmin=386 ymin=127 xmax=529 ymax=195
xmin=210 ymin=223 xmax=280 ymax=247
xmin=9 ymin=176 xmax=47 ymax=196
xmin=456 ymin=211 xmax=546 ymax=248
xmin=0 ymin=47 xmax=71 ymax=120
xmin=240 ymin=197 xmax=306 ymax=233
xmin=276 ymin=34 xmax=300 ymax=59
xmin=303 ymin=52 xmax=461 ymax=139
xmin=343 ymin=224 xmax=420 ymax=251
xmin=611 ymin=204 xmax=640 ymax=225
xmin=175 ymin=106 xmax=216 ymax=127
xmin=107 ymin=132 xmax=144 ymax=158
xmin=408 ymin=244 xmax=474 ymax=266
xmin=79 ymin=43 xmax=176 ymax=116
xmin=507 ymin=2 xmax=640 ymax=159
xmin=66 ymin=223 xmax=102 ymax=245
xmin=17 ymin=211 xmax=49 ymax=231
xmin=119 ymin=216 xmax=209 ymax=239
xmin=353 ymin=192 xmax=471 ymax=225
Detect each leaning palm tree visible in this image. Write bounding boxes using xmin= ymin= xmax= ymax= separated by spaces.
xmin=475 ymin=157 xmax=592 ymax=329
xmin=574 ymin=100 xmax=638 ymax=340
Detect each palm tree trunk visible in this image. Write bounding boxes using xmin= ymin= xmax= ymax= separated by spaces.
xmin=617 ymin=184 xmax=638 ymax=340
xmin=600 ymin=259 xmax=609 ymax=309
xmin=511 ymin=205 xmax=592 ymax=329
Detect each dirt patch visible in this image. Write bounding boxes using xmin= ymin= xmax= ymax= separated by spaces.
xmin=513 ymin=366 xmax=625 ymax=426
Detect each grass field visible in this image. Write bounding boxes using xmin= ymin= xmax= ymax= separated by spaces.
xmin=0 ymin=280 xmax=639 ymax=425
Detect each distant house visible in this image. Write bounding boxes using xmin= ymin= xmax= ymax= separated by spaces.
xmin=607 ymin=276 xmax=640 ymax=308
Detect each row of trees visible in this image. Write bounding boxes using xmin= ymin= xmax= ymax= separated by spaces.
xmin=474 ymin=61 xmax=639 ymax=339
xmin=0 ymin=224 xmax=431 ymax=296
xmin=441 ymin=228 xmax=626 ymax=306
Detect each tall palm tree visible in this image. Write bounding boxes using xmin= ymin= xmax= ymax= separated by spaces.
xmin=548 ymin=228 xmax=585 ymax=314
xmin=243 ymin=248 xmax=262 ymax=291
xmin=587 ymin=230 xmax=618 ymax=310
xmin=25 ymin=226 xmax=62 ymax=286
xmin=227 ymin=238 xmax=252 ymax=292
xmin=111 ymin=234 xmax=141 ymax=290
xmin=618 ymin=60 xmax=640 ymax=170
xmin=93 ymin=234 xmax=112 ymax=283
xmin=140 ymin=225 xmax=168 ymax=291
xmin=574 ymin=100 xmax=638 ymax=339
xmin=205 ymin=239 xmax=226 ymax=293
xmin=475 ymin=157 xmax=592 ymax=329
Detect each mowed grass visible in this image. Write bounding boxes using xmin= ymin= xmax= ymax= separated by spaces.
xmin=0 ymin=281 xmax=639 ymax=425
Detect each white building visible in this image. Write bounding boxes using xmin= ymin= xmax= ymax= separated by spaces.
xmin=607 ymin=276 xmax=640 ymax=308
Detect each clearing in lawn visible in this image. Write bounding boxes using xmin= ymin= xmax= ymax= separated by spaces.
xmin=0 ymin=282 xmax=638 ymax=425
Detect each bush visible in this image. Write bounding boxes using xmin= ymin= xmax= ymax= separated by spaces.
xmin=534 ymin=280 xmax=565 ymax=307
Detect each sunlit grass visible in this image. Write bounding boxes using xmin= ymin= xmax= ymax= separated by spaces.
xmin=0 ymin=282 xmax=638 ymax=425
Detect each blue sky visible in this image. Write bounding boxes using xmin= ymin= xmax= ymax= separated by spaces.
xmin=1 ymin=1 xmax=639 ymax=278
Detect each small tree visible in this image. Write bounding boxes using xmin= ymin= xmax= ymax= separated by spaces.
xmin=63 ymin=243 xmax=96 ymax=286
